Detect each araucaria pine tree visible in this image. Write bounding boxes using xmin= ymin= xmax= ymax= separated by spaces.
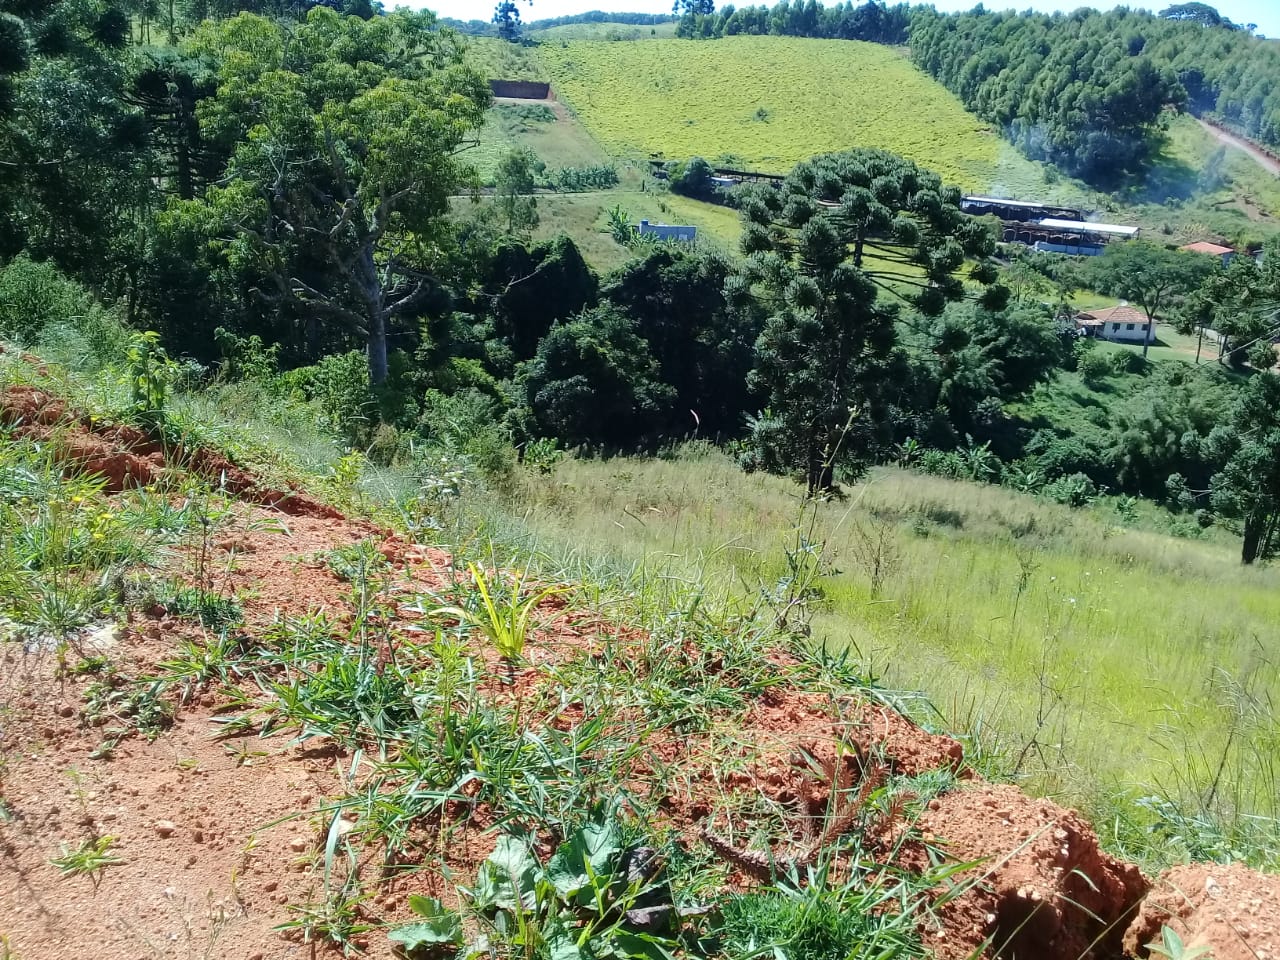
xmin=736 ymin=148 xmax=1005 ymax=495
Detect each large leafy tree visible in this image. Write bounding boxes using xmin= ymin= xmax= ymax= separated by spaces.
xmin=171 ymin=8 xmax=489 ymax=384
xmin=1108 ymin=363 xmax=1234 ymax=497
xmin=1210 ymin=373 xmax=1280 ymax=564
xmin=1086 ymin=241 xmax=1218 ymax=359
xmin=484 ymin=235 xmax=598 ymax=368
xmin=492 ymin=146 xmax=540 ymax=237
xmin=906 ymin=301 xmax=1068 ymax=442
xmin=736 ymin=148 xmax=1004 ymax=495
xmin=1159 ymin=3 xmax=1234 ymax=27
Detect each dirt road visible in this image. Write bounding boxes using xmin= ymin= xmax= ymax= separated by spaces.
xmin=1197 ymin=116 xmax=1280 ymax=176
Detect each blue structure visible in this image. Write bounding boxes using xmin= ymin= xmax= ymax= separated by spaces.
xmin=636 ymin=219 xmax=696 ymax=242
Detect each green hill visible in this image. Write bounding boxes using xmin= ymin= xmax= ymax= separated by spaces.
xmin=538 ymin=36 xmax=1081 ymax=196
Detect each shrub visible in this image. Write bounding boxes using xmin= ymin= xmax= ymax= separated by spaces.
xmin=555 ymin=164 xmax=619 ymax=192
xmin=1079 ymin=350 xmax=1113 ymax=386
xmin=670 ymin=156 xmax=714 ymax=199
xmin=0 ymin=254 xmax=97 ymax=340
xmin=418 ymin=388 xmax=517 ymax=484
xmin=1003 ymin=460 xmax=1047 ymax=494
xmin=1110 ymin=349 xmax=1147 ymax=375
xmin=0 ymin=254 xmax=129 ymax=365
xmin=1042 ymin=471 xmax=1098 ymax=507
xmin=213 ymin=327 xmax=280 ymax=383
xmin=497 ymin=103 xmax=555 ymax=129
xmin=1165 ymin=472 xmax=1196 ymax=512
xmin=289 ymin=351 xmax=376 ymax=447
xmin=916 ymin=448 xmax=965 ymax=480
xmin=1023 ymin=429 xmax=1109 ymax=483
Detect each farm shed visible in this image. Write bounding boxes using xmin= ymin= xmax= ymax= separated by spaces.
xmin=960 ymin=195 xmax=1084 ymax=221
xmin=1179 ymin=241 xmax=1236 ymax=265
xmin=635 ymin=220 xmax=696 ymax=242
xmin=1010 ymin=218 xmax=1139 ymax=256
xmin=1075 ymin=304 xmax=1154 ymax=343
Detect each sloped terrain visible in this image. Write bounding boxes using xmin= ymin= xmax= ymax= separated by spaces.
xmin=0 ymin=369 xmax=1277 ymax=960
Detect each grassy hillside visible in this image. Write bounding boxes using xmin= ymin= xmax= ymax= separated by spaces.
xmin=505 ymin=449 xmax=1280 ymax=843
xmin=469 ymin=101 xmax=612 ymax=184
xmin=1112 ymin=114 xmax=1280 ymax=247
xmin=531 ymin=20 xmax=679 ymax=39
xmin=465 ymin=35 xmax=1280 ymax=271
xmin=468 ymin=34 xmax=1280 ymax=250
xmin=538 ymin=36 xmax=1088 ymax=195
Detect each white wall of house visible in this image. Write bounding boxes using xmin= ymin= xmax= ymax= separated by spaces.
xmin=1100 ymin=320 xmax=1152 ymax=343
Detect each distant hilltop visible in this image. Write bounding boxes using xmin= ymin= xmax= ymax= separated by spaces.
xmin=440 ymin=9 xmax=677 ymax=36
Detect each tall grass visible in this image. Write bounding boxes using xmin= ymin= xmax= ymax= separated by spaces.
xmin=489 ymin=447 xmax=1280 ymax=847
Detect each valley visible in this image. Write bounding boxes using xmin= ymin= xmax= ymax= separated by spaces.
xmin=4 ymin=3 xmax=1280 ymax=958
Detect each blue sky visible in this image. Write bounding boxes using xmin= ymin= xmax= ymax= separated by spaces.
xmin=416 ymin=1 xmax=1280 ymax=36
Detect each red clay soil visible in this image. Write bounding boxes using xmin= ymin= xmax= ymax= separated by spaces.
xmin=0 ymin=513 xmax=403 ymax=960
xmin=0 ymin=384 xmax=341 ymax=517
xmin=1124 ymin=862 xmax=1280 ymax=960
xmin=3 ymin=380 xmax=1280 ymax=960
xmin=902 ymin=784 xmax=1149 ymax=960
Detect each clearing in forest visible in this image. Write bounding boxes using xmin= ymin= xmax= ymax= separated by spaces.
xmin=537 ymin=36 xmax=1056 ymax=193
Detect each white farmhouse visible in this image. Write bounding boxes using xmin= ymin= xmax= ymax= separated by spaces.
xmin=1075 ymin=304 xmax=1154 ymax=344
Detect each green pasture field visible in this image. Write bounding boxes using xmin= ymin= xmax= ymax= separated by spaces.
xmin=503 ymin=449 xmax=1280 ymax=840
xmin=468 ymin=100 xmax=613 ymax=184
xmin=530 ymin=21 xmax=679 ymax=40
xmin=470 ymin=33 xmax=1279 ymax=250
xmin=457 ymin=190 xmax=739 ymax=272
xmin=536 ymin=36 xmax=1089 ymax=195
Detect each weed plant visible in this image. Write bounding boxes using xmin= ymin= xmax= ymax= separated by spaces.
xmin=49 ymin=835 xmax=124 ymax=887
xmin=0 ymin=439 xmax=192 ymax=641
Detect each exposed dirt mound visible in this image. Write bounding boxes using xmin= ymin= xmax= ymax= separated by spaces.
xmin=903 ymin=784 xmax=1149 ymax=960
xmin=0 ymin=384 xmax=341 ymax=517
xmin=1124 ymin=862 xmax=1280 ymax=960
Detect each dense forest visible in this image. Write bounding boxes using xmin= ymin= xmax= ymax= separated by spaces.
xmin=672 ymin=0 xmax=911 ymax=43
xmin=908 ymin=4 xmax=1280 ymax=184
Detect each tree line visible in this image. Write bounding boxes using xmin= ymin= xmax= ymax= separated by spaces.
xmin=908 ymin=4 xmax=1280 ymax=185
xmin=666 ymin=2 xmax=1280 ymax=188
xmin=673 ymin=0 xmax=909 ymax=43
xmin=443 ymin=10 xmax=677 ymax=40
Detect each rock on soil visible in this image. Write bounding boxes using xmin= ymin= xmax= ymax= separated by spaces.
xmin=905 ymin=784 xmax=1149 ymax=960
xmin=1124 ymin=862 xmax=1280 ymax=960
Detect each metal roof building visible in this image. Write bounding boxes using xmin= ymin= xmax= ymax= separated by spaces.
xmin=1037 ymin=218 xmax=1140 ymax=238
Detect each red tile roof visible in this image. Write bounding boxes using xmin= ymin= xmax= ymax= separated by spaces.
xmin=1076 ymin=305 xmax=1152 ymax=326
xmin=1180 ymin=241 xmax=1235 ymax=256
